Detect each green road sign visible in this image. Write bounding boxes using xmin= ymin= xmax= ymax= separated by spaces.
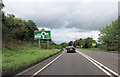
xmin=34 ymin=30 xmax=51 ymax=39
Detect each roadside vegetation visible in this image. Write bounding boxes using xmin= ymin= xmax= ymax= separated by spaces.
xmin=98 ymin=17 xmax=119 ymax=51
xmin=60 ymin=17 xmax=119 ymax=53
xmin=60 ymin=37 xmax=98 ymax=48
xmin=78 ymin=48 xmax=118 ymax=53
xmin=2 ymin=11 xmax=62 ymax=75
xmin=2 ymin=43 xmax=61 ymax=75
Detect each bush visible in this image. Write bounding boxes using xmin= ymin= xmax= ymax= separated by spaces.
xmin=99 ymin=44 xmax=118 ymax=51
xmin=99 ymin=45 xmax=107 ymax=50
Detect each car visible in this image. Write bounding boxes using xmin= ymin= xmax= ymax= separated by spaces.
xmin=66 ymin=46 xmax=76 ymax=53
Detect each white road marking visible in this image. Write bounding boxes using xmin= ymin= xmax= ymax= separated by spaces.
xmin=15 ymin=51 xmax=64 ymax=77
xmin=31 ymin=51 xmax=65 ymax=77
xmin=16 ymin=60 xmax=44 ymax=76
xmin=77 ymin=50 xmax=120 ymax=77
xmin=77 ymin=51 xmax=112 ymax=76
xmin=87 ymin=55 xmax=119 ymax=76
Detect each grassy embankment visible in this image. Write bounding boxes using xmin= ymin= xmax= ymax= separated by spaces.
xmin=2 ymin=12 xmax=62 ymax=75
xmin=2 ymin=42 xmax=61 ymax=75
xmin=78 ymin=48 xmax=118 ymax=53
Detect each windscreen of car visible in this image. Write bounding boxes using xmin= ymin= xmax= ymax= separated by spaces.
xmin=68 ymin=46 xmax=74 ymax=48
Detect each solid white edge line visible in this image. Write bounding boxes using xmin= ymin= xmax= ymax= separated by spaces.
xmin=16 ymin=60 xmax=44 ymax=76
xmin=87 ymin=55 xmax=120 ymax=76
xmin=77 ymin=50 xmax=120 ymax=77
xmin=31 ymin=51 xmax=64 ymax=77
xmin=77 ymin=51 xmax=112 ymax=76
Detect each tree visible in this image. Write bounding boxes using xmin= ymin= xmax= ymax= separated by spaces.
xmin=73 ymin=40 xmax=79 ymax=47
xmin=118 ymin=16 xmax=120 ymax=51
xmin=2 ymin=12 xmax=38 ymax=41
xmin=60 ymin=42 xmax=68 ymax=48
xmin=0 ymin=0 xmax=4 ymax=10
xmin=75 ymin=37 xmax=97 ymax=48
xmin=68 ymin=41 xmax=73 ymax=46
xmin=80 ymin=37 xmax=89 ymax=48
xmin=77 ymin=38 xmax=82 ymax=48
xmin=98 ymin=18 xmax=119 ymax=51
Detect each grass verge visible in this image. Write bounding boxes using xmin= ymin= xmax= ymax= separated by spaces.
xmin=2 ymin=44 xmax=61 ymax=75
xmin=78 ymin=48 xmax=118 ymax=53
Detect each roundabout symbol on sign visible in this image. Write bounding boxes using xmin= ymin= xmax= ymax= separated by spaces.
xmin=40 ymin=32 xmax=49 ymax=39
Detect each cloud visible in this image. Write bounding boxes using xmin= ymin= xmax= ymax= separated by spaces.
xmin=65 ymin=2 xmax=118 ymax=30
xmin=118 ymin=1 xmax=120 ymax=16
xmin=2 ymin=0 xmax=118 ymax=43
xmin=3 ymin=0 xmax=119 ymax=3
xmin=3 ymin=1 xmax=118 ymax=30
xmin=39 ymin=27 xmax=100 ymax=44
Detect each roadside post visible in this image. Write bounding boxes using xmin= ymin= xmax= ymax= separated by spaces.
xmin=47 ymin=39 xmax=49 ymax=49
xmin=34 ymin=29 xmax=51 ymax=49
xmin=39 ymin=39 xmax=40 ymax=48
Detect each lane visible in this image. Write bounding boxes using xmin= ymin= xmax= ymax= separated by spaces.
xmin=38 ymin=51 xmax=106 ymax=75
xmin=77 ymin=49 xmax=119 ymax=74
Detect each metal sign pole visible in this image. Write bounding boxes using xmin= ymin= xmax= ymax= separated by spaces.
xmin=47 ymin=39 xmax=49 ymax=49
xmin=39 ymin=39 xmax=40 ymax=48
xmin=34 ymin=30 xmax=51 ymax=49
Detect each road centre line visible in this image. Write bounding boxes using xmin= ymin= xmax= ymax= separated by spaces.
xmin=31 ymin=51 xmax=65 ymax=77
xmin=77 ymin=50 xmax=120 ymax=77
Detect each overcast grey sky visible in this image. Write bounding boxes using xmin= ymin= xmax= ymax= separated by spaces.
xmin=3 ymin=0 xmax=118 ymax=44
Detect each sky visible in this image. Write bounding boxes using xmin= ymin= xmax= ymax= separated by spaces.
xmin=3 ymin=0 xmax=119 ymax=44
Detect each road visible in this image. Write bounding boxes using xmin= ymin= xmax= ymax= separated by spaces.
xmin=16 ymin=49 xmax=119 ymax=77
xmin=77 ymin=49 xmax=119 ymax=74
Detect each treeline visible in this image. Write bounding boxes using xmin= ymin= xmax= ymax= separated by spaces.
xmin=98 ymin=17 xmax=119 ymax=51
xmin=2 ymin=12 xmax=61 ymax=49
xmin=2 ymin=12 xmax=38 ymax=41
xmin=60 ymin=37 xmax=97 ymax=48
xmin=60 ymin=17 xmax=119 ymax=51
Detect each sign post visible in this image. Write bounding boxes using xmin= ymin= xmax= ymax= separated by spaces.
xmin=34 ymin=30 xmax=51 ymax=49
xmin=39 ymin=39 xmax=40 ymax=48
xmin=47 ymin=39 xmax=49 ymax=49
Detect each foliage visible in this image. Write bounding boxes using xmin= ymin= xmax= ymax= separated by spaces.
xmin=98 ymin=18 xmax=119 ymax=51
xmin=2 ymin=12 xmax=38 ymax=41
xmin=71 ymin=37 xmax=97 ymax=48
xmin=80 ymin=37 xmax=97 ymax=48
xmin=36 ymin=39 xmax=62 ymax=49
xmin=73 ymin=40 xmax=79 ymax=47
xmin=60 ymin=42 xmax=68 ymax=48
xmin=2 ymin=11 xmax=62 ymax=75
xmin=68 ymin=41 xmax=73 ymax=46
xmin=118 ymin=16 xmax=120 ymax=51
xmin=2 ymin=12 xmax=61 ymax=49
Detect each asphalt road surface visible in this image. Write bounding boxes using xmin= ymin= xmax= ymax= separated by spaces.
xmin=38 ymin=51 xmax=106 ymax=75
xmin=77 ymin=49 xmax=119 ymax=74
xmin=16 ymin=49 xmax=119 ymax=77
